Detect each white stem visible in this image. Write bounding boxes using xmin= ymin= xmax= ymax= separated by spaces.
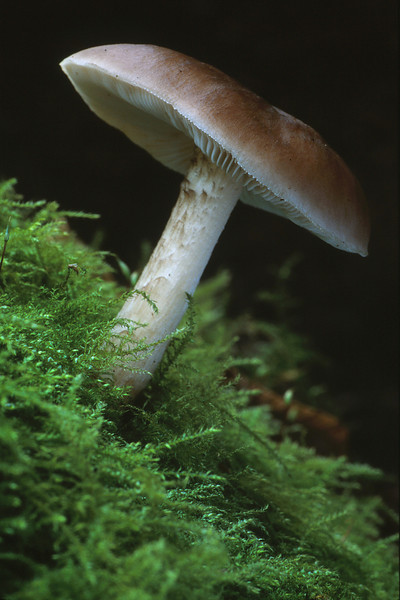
xmin=111 ymin=150 xmax=242 ymax=395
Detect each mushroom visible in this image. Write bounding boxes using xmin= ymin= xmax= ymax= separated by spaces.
xmin=60 ymin=44 xmax=370 ymax=395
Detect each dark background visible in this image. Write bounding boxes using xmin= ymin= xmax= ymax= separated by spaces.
xmin=0 ymin=1 xmax=398 ymax=475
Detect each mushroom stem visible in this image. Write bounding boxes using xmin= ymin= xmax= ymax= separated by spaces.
xmin=112 ymin=149 xmax=242 ymax=394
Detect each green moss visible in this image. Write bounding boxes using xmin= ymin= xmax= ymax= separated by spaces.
xmin=0 ymin=179 xmax=398 ymax=599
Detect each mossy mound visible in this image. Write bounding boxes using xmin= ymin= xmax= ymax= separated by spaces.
xmin=0 ymin=179 xmax=398 ymax=599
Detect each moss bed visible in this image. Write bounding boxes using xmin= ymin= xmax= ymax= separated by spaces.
xmin=0 ymin=179 xmax=398 ymax=599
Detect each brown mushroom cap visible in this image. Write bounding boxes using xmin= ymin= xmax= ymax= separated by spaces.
xmin=60 ymin=44 xmax=370 ymax=256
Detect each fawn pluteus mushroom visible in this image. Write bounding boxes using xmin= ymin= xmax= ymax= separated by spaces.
xmin=60 ymin=44 xmax=370 ymax=395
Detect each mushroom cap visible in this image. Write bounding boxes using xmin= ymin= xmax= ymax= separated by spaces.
xmin=60 ymin=44 xmax=370 ymax=256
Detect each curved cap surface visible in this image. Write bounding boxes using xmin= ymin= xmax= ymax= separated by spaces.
xmin=60 ymin=44 xmax=370 ymax=255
